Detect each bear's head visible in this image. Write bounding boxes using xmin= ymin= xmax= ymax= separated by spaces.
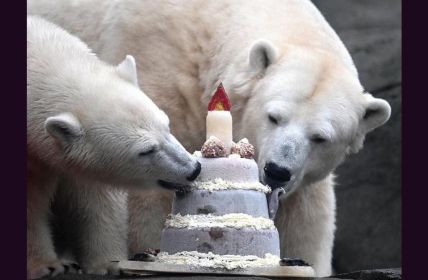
xmin=225 ymin=41 xmax=391 ymax=194
xmin=45 ymin=55 xmax=200 ymax=189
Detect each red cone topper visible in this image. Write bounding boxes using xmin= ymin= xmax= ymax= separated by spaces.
xmin=208 ymin=83 xmax=231 ymax=111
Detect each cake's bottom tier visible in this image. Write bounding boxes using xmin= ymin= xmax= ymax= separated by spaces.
xmin=160 ymin=227 xmax=280 ymax=258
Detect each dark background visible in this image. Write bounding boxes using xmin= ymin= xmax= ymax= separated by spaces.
xmin=312 ymin=0 xmax=401 ymax=273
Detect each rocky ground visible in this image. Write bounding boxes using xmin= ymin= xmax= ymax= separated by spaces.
xmin=43 ymin=268 xmax=401 ymax=280
xmin=43 ymin=0 xmax=401 ymax=279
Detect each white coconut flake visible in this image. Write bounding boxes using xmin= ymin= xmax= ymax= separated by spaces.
xmin=165 ymin=213 xmax=275 ymax=230
xmin=191 ymin=178 xmax=271 ymax=193
xmin=238 ymin=138 xmax=249 ymax=144
xmin=157 ymin=251 xmax=280 ymax=270
xmin=193 ymin=151 xmax=203 ymax=157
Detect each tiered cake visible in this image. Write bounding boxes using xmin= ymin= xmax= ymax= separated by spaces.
xmin=158 ymin=83 xmax=281 ymax=268
xmin=160 ymin=155 xmax=280 ymax=258
xmin=120 ymin=84 xmax=313 ymax=276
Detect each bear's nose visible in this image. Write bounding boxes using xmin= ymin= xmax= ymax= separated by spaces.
xmin=187 ymin=161 xmax=201 ymax=181
xmin=264 ymin=162 xmax=291 ymax=182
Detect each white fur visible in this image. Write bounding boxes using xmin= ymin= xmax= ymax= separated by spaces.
xmin=27 ymin=16 xmax=198 ymax=278
xmin=28 ymin=0 xmax=391 ymax=276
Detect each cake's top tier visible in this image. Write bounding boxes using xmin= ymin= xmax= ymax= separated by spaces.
xmin=170 ymin=140 xmax=270 ymax=217
xmin=194 ymin=156 xmax=258 ymax=183
xmin=189 ymin=156 xmax=269 ymax=193
xmin=175 ymin=156 xmax=270 ymax=216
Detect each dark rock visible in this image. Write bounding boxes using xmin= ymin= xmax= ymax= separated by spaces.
xmin=312 ymin=0 xmax=401 ymax=31
xmin=312 ymin=0 xmax=401 ymax=274
xmin=335 ymin=268 xmax=402 ymax=280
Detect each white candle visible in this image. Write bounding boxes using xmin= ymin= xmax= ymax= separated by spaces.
xmin=206 ymin=110 xmax=233 ymax=153
xmin=206 ymin=83 xmax=233 ymax=154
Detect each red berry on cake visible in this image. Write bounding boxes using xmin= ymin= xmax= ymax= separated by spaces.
xmin=231 ymin=138 xmax=255 ymax=159
xmin=201 ymin=136 xmax=227 ymax=158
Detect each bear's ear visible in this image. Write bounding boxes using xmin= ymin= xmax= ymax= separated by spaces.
xmin=45 ymin=113 xmax=84 ymax=144
xmin=349 ymin=93 xmax=391 ymax=153
xmin=249 ymin=40 xmax=278 ymax=74
xmin=360 ymin=93 xmax=391 ymax=133
xmin=117 ymin=55 xmax=139 ymax=86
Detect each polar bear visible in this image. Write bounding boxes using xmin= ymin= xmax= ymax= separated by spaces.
xmin=27 ymin=16 xmax=201 ymax=279
xmin=28 ymin=0 xmax=391 ymax=276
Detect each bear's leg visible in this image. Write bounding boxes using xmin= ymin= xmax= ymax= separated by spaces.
xmin=275 ymin=174 xmax=336 ymax=277
xmin=27 ymin=172 xmax=67 ymax=279
xmin=60 ymin=180 xmax=128 ymax=275
xmin=128 ymin=188 xmax=173 ymax=257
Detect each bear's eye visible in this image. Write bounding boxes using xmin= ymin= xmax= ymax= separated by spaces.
xmin=268 ymin=114 xmax=278 ymax=125
xmin=138 ymin=148 xmax=156 ymax=157
xmin=311 ymin=135 xmax=327 ymax=144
